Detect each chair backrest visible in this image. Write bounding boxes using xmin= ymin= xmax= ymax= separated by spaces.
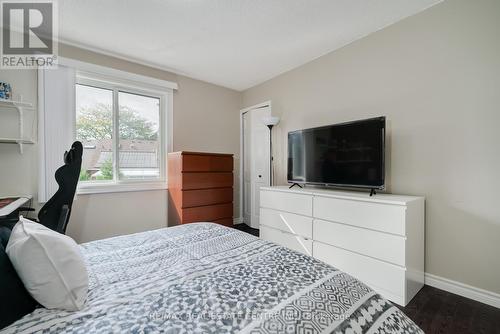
xmin=38 ymin=141 xmax=83 ymax=234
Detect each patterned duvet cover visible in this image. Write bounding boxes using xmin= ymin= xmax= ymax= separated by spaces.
xmin=4 ymin=223 xmax=423 ymax=334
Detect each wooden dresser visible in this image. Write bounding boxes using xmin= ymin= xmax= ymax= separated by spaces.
xmin=168 ymin=151 xmax=233 ymax=226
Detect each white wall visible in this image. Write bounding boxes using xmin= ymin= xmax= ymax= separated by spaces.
xmin=0 ymin=44 xmax=242 ymax=243
xmin=0 ymin=70 xmax=38 ymax=202
xmin=69 ymin=190 xmax=168 ymax=242
xmin=242 ymin=0 xmax=500 ymax=294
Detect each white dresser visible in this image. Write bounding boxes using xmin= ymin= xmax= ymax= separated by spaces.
xmin=259 ymin=186 xmax=425 ymax=306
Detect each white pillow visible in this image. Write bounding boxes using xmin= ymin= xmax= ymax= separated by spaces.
xmin=6 ymin=216 xmax=88 ymax=311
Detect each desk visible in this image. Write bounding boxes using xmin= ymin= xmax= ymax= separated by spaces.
xmin=0 ymin=196 xmax=31 ymax=216
xmin=0 ymin=196 xmax=32 ymax=228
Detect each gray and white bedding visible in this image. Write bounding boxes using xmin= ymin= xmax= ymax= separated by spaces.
xmin=4 ymin=223 xmax=423 ymax=333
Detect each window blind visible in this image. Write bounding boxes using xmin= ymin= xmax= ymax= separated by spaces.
xmin=38 ymin=66 xmax=76 ymax=202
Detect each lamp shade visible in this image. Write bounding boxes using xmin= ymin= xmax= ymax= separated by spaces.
xmin=262 ymin=116 xmax=280 ymax=127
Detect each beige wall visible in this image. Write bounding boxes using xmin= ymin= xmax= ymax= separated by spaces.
xmin=242 ymin=0 xmax=500 ymax=294
xmin=0 ymin=44 xmax=242 ymax=243
xmin=172 ymin=74 xmax=241 ymax=218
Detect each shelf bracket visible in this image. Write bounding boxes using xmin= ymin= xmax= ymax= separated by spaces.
xmin=0 ymin=100 xmax=33 ymax=154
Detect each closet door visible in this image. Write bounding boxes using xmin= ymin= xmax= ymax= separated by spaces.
xmin=243 ymin=112 xmax=252 ymax=226
xmin=242 ymin=106 xmax=270 ymax=229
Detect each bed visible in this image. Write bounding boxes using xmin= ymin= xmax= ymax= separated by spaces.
xmin=3 ymin=223 xmax=423 ymax=333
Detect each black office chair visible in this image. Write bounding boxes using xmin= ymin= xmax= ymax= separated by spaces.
xmin=38 ymin=141 xmax=83 ymax=234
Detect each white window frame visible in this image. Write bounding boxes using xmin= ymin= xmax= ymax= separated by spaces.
xmin=66 ymin=62 xmax=174 ymax=195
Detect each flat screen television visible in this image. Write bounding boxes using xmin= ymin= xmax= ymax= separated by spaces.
xmin=287 ymin=116 xmax=385 ymax=189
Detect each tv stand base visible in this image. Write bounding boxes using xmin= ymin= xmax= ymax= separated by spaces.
xmin=289 ymin=183 xmax=303 ymax=189
xmin=370 ymin=188 xmax=377 ymax=196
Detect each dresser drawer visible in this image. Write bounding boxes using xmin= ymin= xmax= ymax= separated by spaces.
xmin=314 ymin=196 xmax=406 ymax=235
xmin=313 ymin=241 xmax=405 ymax=300
xmin=261 ymin=226 xmax=312 ymax=256
xmin=182 ymin=188 xmax=233 ymax=208
xmin=182 ymin=203 xmax=233 ymax=223
xmin=260 ymin=190 xmax=312 ymax=216
xmin=182 ymin=154 xmax=233 ymax=172
xmin=182 ymin=172 xmax=233 ymax=190
xmin=260 ymin=208 xmax=312 ymax=239
xmin=313 ymin=219 xmax=406 ymax=266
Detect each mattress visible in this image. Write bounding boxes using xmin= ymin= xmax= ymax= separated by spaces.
xmin=4 ymin=223 xmax=423 ymax=333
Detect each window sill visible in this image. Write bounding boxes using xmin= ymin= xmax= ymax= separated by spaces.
xmin=77 ymin=182 xmax=167 ymax=195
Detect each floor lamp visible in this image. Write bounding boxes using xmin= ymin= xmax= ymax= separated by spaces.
xmin=262 ymin=116 xmax=280 ymax=186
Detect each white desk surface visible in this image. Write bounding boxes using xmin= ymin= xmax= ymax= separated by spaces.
xmin=0 ymin=195 xmax=32 ymax=217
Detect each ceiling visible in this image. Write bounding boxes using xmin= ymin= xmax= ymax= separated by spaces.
xmin=59 ymin=0 xmax=442 ymax=91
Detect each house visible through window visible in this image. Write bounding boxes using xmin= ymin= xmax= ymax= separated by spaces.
xmin=75 ymin=73 xmax=166 ymax=188
xmin=118 ymin=91 xmax=160 ymax=180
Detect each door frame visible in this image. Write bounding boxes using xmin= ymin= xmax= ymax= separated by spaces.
xmin=239 ymin=101 xmax=272 ymax=226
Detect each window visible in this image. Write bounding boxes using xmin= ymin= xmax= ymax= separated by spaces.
xmin=75 ymin=71 xmax=170 ymax=193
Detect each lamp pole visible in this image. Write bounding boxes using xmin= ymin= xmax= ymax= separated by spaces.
xmin=262 ymin=115 xmax=280 ymax=187
xmin=267 ymin=124 xmax=273 ymax=186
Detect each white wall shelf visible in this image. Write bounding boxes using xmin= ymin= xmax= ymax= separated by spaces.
xmin=0 ymin=99 xmax=35 ymax=153
xmin=0 ymin=99 xmax=33 ymax=109
xmin=0 ymin=138 xmax=35 ymax=144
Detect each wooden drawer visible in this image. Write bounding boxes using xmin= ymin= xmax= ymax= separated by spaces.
xmin=313 ymin=219 xmax=406 ymax=266
xmin=261 ymin=226 xmax=312 ymax=256
xmin=182 ymin=203 xmax=232 ymax=223
xmin=260 ymin=208 xmax=312 ymax=239
xmin=314 ymin=196 xmax=406 ymax=235
xmin=182 ymin=154 xmax=233 ymax=172
xmin=260 ymin=190 xmax=312 ymax=216
xmin=313 ymin=241 xmax=405 ymax=301
xmin=182 ymin=172 xmax=233 ymax=190
xmin=182 ymin=188 xmax=233 ymax=208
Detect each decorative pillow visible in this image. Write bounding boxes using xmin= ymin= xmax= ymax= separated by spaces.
xmin=0 ymin=227 xmax=38 ymax=330
xmin=6 ymin=217 xmax=88 ymax=311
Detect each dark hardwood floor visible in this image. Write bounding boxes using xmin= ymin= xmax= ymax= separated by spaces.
xmin=398 ymin=285 xmax=500 ymax=334
xmin=233 ymin=223 xmax=259 ymax=237
xmin=233 ymin=223 xmax=500 ymax=333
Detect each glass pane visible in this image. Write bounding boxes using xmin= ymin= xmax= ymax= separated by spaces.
xmin=118 ymin=91 xmax=160 ymax=180
xmin=75 ymin=84 xmax=114 ymax=182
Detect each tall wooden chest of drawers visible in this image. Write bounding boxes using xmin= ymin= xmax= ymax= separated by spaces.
xmin=168 ymin=151 xmax=233 ymax=226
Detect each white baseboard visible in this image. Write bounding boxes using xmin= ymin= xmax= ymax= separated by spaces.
xmin=233 ymin=217 xmax=243 ymax=225
xmin=425 ymin=273 xmax=500 ymax=309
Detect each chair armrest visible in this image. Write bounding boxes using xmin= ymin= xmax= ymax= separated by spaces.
xmin=56 ymin=205 xmax=70 ymax=234
xmin=18 ymin=207 xmax=35 ymax=212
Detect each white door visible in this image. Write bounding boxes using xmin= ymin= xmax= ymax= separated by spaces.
xmin=242 ymin=106 xmax=271 ymax=229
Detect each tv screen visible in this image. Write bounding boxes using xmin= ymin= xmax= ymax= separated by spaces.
xmin=287 ymin=116 xmax=385 ymax=189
